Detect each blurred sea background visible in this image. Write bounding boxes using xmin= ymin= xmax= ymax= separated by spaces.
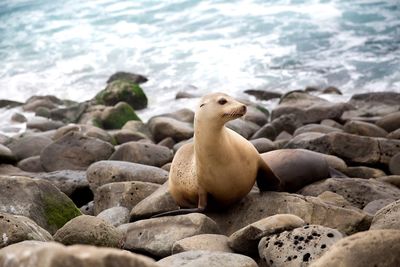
xmin=0 ymin=0 xmax=399 ymax=127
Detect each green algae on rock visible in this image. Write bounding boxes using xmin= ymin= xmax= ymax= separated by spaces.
xmin=100 ymin=102 xmax=141 ymax=129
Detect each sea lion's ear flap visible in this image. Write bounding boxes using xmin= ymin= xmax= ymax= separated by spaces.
xmin=256 ymin=161 xmax=281 ymax=191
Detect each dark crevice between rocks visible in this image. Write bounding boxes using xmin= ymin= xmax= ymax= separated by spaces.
xmin=70 ymin=186 xmax=94 ymax=207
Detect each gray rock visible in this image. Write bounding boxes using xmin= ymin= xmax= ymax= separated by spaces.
xmin=50 ymin=102 xmax=88 ymax=123
xmin=41 ymin=131 xmax=115 ymax=171
xmin=158 ymin=137 xmax=176 ymax=149
xmin=7 ymin=135 xmax=53 ymax=160
xmin=390 ymin=152 xmax=400 ymax=175
xmin=109 ymin=141 xmax=173 ymax=167
xmin=370 ymin=199 xmax=400 ymax=230
xmin=130 ymin=182 xmax=180 ymax=221
xmin=376 ymin=175 xmax=400 ymax=189
xmin=250 ymin=138 xmax=277 ymax=153
xmin=316 ymin=191 xmax=355 ymax=210
xmin=259 ymin=225 xmax=343 ymax=267
xmin=363 ymin=199 xmax=396 ymax=216
xmin=252 ymin=114 xmax=302 ymax=140
xmin=11 ymin=112 xmax=27 ymax=123
xmin=23 ymin=95 xmax=62 ymax=112
xmin=243 ymin=106 xmax=269 ymax=126
xmin=275 ymin=131 xmax=292 ymax=141
xmin=94 ymin=181 xmax=160 ymax=215
xmin=343 ymin=166 xmax=386 ymax=178
xmin=80 ymin=201 xmax=94 ymax=215
xmin=228 ymin=214 xmax=306 ymax=255
xmin=96 ymin=207 xmax=130 ymax=227
xmin=17 ymin=155 xmax=44 ymax=172
xmin=388 ymin=128 xmax=400 ymax=139
xmin=158 ymin=250 xmax=258 ymax=267
xmin=54 ymin=215 xmax=123 ymax=247
xmin=244 ymin=89 xmax=282 ymax=101
xmin=298 ymin=178 xmax=400 ymax=209
xmin=172 ymin=234 xmax=233 ymax=254
xmin=148 ymin=116 xmax=194 ymax=142
xmin=87 ymin=160 xmax=168 ymax=192
xmin=0 ymin=212 xmax=53 ymax=248
xmin=320 ymin=119 xmax=344 ymax=129
xmin=226 ymin=119 xmax=260 ymax=139
xmin=376 ymin=111 xmax=400 ymax=132
xmin=107 ymin=71 xmax=148 ymax=84
xmin=111 ymin=129 xmax=149 ymax=144
xmin=160 ymin=108 xmax=195 ymax=123
xmin=344 ymin=120 xmax=388 ymax=137
xmin=0 ymin=176 xmax=81 ymax=234
xmin=122 ymin=120 xmax=153 ymax=139
xmin=310 ymin=229 xmax=400 ymax=267
xmin=293 ymin=124 xmax=343 ymax=136
xmin=0 ymin=241 xmax=158 ymax=267
xmin=53 ymin=124 xmax=114 ymax=144
xmin=124 ymin=213 xmax=220 ymax=258
xmin=26 ymin=117 xmax=64 ymax=131
xmin=0 ymin=144 xmax=16 ymax=163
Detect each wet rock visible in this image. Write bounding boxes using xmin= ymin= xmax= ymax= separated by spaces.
xmin=0 ymin=212 xmax=53 ymax=248
xmin=389 ymin=152 xmax=400 ymax=175
xmin=176 ymin=91 xmax=198 ymax=99
xmin=107 ymin=71 xmax=148 ymax=84
xmin=26 ymin=117 xmax=64 ymax=131
xmin=228 ymin=214 xmax=306 ymax=256
xmin=53 ymin=215 xmax=123 ymax=247
xmin=376 ymin=111 xmax=400 ymax=132
xmin=0 ymin=176 xmax=81 ymax=234
xmin=50 ymin=102 xmax=88 ymax=123
xmin=259 ymin=225 xmax=343 ymax=267
xmin=124 ymin=213 xmax=220 ymax=258
xmin=243 ymin=106 xmax=269 ymax=126
xmin=158 ymin=250 xmax=258 ymax=267
xmin=0 ymin=144 xmax=16 ymax=163
xmin=298 ymin=178 xmax=400 ymax=209
xmin=0 ymin=99 xmax=23 ymax=108
xmin=322 ymin=86 xmax=342 ymax=95
xmin=310 ymin=229 xmax=400 ymax=267
xmin=244 ymin=89 xmax=282 ymax=101
xmin=53 ymin=124 xmax=114 ymax=144
xmin=100 ymin=102 xmax=141 ymax=129
xmin=11 ymin=112 xmax=27 ymax=123
xmin=96 ymin=206 xmax=130 ymax=227
xmin=17 ymin=155 xmax=45 ymax=172
xmin=23 ymin=95 xmax=62 ymax=112
xmin=129 ymin=182 xmax=180 ymax=221
xmin=376 ymin=175 xmax=400 ymax=189
xmin=109 ymin=141 xmax=173 ymax=167
xmin=80 ymin=201 xmax=94 ymax=216
xmin=7 ymin=135 xmax=52 ymax=160
xmin=344 ymin=120 xmax=388 ymax=137
xmin=96 ymin=79 xmax=148 ymax=110
xmin=94 ymin=181 xmax=160 ymax=215
xmin=211 ymin=192 xmax=369 ymax=235
xmin=370 ymin=199 xmax=400 ymax=230
xmin=35 ymin=106 xmax=51 ymax=118
xmin=0 ymin=241 xmax=158 ymax=267
xmin=271 ymin=91 xmax=349 ymax=124
xmin=363 ymin=199 xmax=396 ymax=216
xmin=343 ymin=166 xmax=386 ymax=178
xmin=87 ymin=160 xmax=168 ymax=192
xmin=252 ymin=114 xmax=302 ymax=140
xmin=148 ymin=116 xmax=194 ymax=142
xmin=41 ymin=131 xmax=115 ymax=171
xmin=172 ymin=234 xmax=233 ymax=254
xmin=250 ymin=138 xmax=277 ymax=153
xmin=36 ymin=170 xmax=92 ymax=207
xmin=122 ymin=120 xmax=153 ymax=139
xmin=293 ymin=124 xmax=343 ymax=136
xmin=227 ymin=119 xmax=260 ymax=139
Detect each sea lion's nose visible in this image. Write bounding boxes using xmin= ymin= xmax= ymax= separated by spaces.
xmin=241 ymin=105 xmax=247 ymax=114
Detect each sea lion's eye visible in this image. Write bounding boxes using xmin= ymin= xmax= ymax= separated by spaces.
xmin=218 ymin=98 xmax=227 ymax=105
xmin=200 ymin=103 xmax=205 ymax=108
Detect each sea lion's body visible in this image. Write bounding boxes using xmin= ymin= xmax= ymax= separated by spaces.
xmin=168 ymin=93 xmax=279 ymax=210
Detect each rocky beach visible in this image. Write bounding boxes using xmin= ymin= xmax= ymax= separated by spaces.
xmin=0 ymin=72 xmax=400 ymax=266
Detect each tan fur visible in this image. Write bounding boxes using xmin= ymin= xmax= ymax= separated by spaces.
xmin=168 ymin=92 xmax=278 ymax=209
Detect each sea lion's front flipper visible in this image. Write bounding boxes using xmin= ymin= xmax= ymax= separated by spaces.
xmin=328 ymin=167 xmax=348 ymax=178
xmin=256 ymin=159 xmax=281 ymax=191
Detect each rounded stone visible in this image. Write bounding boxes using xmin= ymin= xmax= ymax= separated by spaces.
xmin=389 ymin=153 xmax=400 ymax=175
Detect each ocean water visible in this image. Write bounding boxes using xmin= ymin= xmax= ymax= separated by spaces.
xmin=0 ymin=0 xmax=399 ymax=127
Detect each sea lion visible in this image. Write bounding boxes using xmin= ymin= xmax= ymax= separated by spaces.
xmin=167 ymin=92 xmax=280 ymax=213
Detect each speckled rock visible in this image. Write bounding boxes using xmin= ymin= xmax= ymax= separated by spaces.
xmin=96 ymin=206 xmax=130 ymax=227
xmin=129 ymin=182 xmax=180 ymax=221
xmin=298 ymin=178 xmax=400 ymax=209
xmin=40 ymin=131 xmax=115 ymax=171
xmin=94 ymin=181 xmax=160 ymax=215
xmin=0 ymin=212 xmax=53 ymax=248
xmin=54 ymin=215 xmax=123 ymax=247
xmin=228 ymin=214 xmax=306 ymax=256
xmin=0 ymin=176 xmax=81 ymax=234
xmin=87 ymin=160 xmax=168 ymax=192
xmin=109 ymin=141 xmax=173 ymax=167
xmin=370 ymin=199 xmax=400 ymax=230
xmin=172 ymin=234 xmax=233 ymax=254
xmin=310 ymin=230 xmax=400 ymax=267
xmin=80 ymin=201 xmax=94 ymax=215
xmin=258 ymin=225 xmax=343 ymax=267
xmin=17 ymin=155 xmax=44 ymax=172
xmin=158 ymin=250 xmax=258 ymax=267
xmin=0 ymin=240 xmax=158 ymax=267
xmin=363 ymin=199 xmax=396 ymax=216
xmin=148 ymin=116 xmax=194 ymax=142
xmin=7 ymin=135 xmax=53 ymax=160
xmin=376 ymin=175 xmax=400 ymax=189
xmin=124 ymin=213 xmax=220 ymax=258
xmin=344 ymin=120 xmax=388 ymax=137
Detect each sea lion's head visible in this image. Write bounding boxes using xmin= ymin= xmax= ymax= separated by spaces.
xmin=195 ymin=92 xmax=247 ymax=126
